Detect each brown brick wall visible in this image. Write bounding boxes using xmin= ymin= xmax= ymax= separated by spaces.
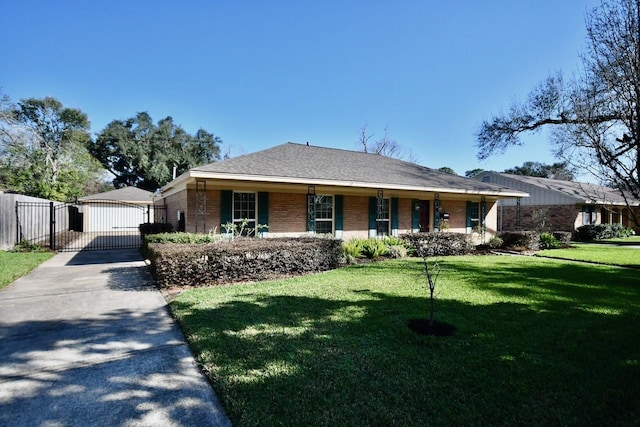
xmin=185 ymin=189 xmax=221 ymax=234
xmin=269 ymin=193 xmax=307 ymax=234
xmin=397 ymin=198 xmax=413 ymax=233
xmin=343 ymin=196 xmax=369 ymax=236
xmin=162 ymin=190 xmax=188 ymax=231
xmin=440 ymin=200 xmax=467 ymax=232
xmin=437 ymin=200 xmax=498 ymax=240
xmin=499 ymin=204 xmax=582 ymax=231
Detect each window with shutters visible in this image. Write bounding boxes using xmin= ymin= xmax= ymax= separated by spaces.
xmin=233 ymin=192 xmax=256 ymax=235
xmin=376 ymin=198 xmax=390 ymax=236
xmin=315 ymin=195 xmax=333 ymax=234
xmin=467 ymin=202 xmax=480 ymax=231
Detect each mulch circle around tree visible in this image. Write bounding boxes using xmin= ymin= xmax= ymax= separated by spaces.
xmin=408 ymin=319 xmax=456 ymax=336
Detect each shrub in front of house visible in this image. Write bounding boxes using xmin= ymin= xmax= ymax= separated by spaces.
xmin=341 ymin=237 xmax=410 ymax=264
xmin=487 ymin=236 xmax=504 ymax=249
xmin=139 ymin=223 xmax=174 ymax=237
xmin=147 ymin=237 xmax=342 ymax=288
xmin=144 ymin=232 xmax=221 ymax=245
xmin=552 ymin=231 xmax=572 ymax=246
xmin=141 ymin=231 xmax=219 ymax=257
xmin=497 ymin=231 xmax=540 ymax=251
xmin=341 ymin=239 xmax=364 ymax=264
xmin=575 ymin=224 xmax=634 ymax=241
xmin=401 ymin=232 xmax=473 ymax=257
xmin=539 ymin=232 xmax=563 ymax=249
xmin=360 ymin=239 xmax=389 ymax=259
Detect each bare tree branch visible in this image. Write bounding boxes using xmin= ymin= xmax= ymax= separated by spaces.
xmin=476 ymin=0 xmax=640 ymax=226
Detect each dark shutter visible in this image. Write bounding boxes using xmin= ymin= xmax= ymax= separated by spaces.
xmin=412 ymin=199 xmax=420 ymax=230
xmin=220 ymin=190 xmax=232 ymax=226
xmin=391 ymin=197 xmax=399 ymax=231
xmin=368 ymin=196 xmax=377 ymax=231
xmin=466 ymin=201 xmax=473 ymax=228
xmin=258 ymin=192 xmax=269 ymax=227
xmin=335 ymin=195 xmax=344 ymax=232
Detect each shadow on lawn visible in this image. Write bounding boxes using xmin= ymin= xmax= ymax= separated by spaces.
xmin=583 ymin=240 xmax=640 ymax=247
xmin=170 ymin=259 xmax=640 ymax=426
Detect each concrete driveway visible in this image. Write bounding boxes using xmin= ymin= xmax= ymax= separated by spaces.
xmin=0 ymin=249 xmax=231 ymax=427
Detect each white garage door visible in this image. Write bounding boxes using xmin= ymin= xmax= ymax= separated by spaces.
xmin=85 ymin=204 xmax=146 ymax=232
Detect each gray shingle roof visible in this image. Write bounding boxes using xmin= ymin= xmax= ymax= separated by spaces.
xmin=192 ymin=143 xmax=523 ymax=195
xmin=491 ymin=173 xmax=636 ymax=205
xmin=80 ymin=187 xmax=154 ymax=203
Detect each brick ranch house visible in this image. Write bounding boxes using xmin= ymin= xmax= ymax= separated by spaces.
xmin=473 ymin=172 xmax=640 ymax=233
xmin=156 ymin=143 xmax=528 ymax=242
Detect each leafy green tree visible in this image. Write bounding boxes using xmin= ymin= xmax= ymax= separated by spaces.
xmin=503 ymin=161 xmax=575 ymax=180
xmin=476 ymin=0 xmax=640 ymax=225
xmin=464 ymin=168 xmax=485 ymax=178
xmin=0 ymin=93 xmax=105 ymax=201
xmin=438 ymin=167 xmax=457 ymax=175
xmin=90 ymin=112 xmax=222 ymax=190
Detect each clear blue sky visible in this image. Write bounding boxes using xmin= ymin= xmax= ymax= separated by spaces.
xmin=1 ymin=0 xmax=600 ymax=177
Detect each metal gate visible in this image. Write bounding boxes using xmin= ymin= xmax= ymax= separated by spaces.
xmin=15 ymin=200 xmax=166 ymax=252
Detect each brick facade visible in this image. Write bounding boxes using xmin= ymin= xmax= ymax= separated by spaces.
xmin=269 ymin=193 xmax=307 ymax=234
xmin=183 ymin=189 xmax=221 ymax=234
xmin=342 ymin=196 xmax=369 ymax=238
xmin=161 ymin=190 xmax=188 ymax=231
xmin=161 ymin=189 xmax=503 ymax=240
xmin=499 ymin=204 xmax=584 ymax=232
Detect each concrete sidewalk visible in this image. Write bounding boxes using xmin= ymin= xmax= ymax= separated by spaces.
xmin=0 ymin=249 xmax=231 ymax=427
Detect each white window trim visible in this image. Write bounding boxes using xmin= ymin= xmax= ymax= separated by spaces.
xmin=233 ymin=191 xmax=257 ymax=223
xmin=467 ymin=202 xmax=480 ymax=233
xmin=314 ymin=194 xmax=334 ymax=235
xmin=376 ymin=197 xmax=391 ymax=237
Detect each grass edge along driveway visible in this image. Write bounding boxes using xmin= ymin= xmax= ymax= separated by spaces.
xmin=0 ymin=251 xmax=54 ymax=290
xmin=170 ymin=255 xmax=640 ymax=426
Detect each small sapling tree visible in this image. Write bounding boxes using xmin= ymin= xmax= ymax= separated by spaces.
xmin=422 ymin=251 xmax=441 ymax=327
xmin=416 ymin=240 xmax=441 ymax=327
xmin=407 ymin=236 xmax=456 ymax=336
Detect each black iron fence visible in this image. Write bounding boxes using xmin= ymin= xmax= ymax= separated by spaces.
xmin=15 ymin=200 xmax=166 ymax=252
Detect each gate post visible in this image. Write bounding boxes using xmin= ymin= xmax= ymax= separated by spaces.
xmin=49 ymin=201 xmax=55 ymax=250
xmin=15 ymin=201 xmax=20 ymax=245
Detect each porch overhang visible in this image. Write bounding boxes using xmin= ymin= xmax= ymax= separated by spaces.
xmin=160 ymin=171 xmax=529 ymax=201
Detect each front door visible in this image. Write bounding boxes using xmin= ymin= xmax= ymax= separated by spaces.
xmin=419 ymin=200 xmax=430 ymax=232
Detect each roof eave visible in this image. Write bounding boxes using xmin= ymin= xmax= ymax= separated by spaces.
xmin=160 ymin=171 xmax=194 ymax=196
xmin=184 ymin=171 xmax=529 ymax=198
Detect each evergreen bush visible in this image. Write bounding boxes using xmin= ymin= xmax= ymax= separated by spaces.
xmin=401 ymin=232 xmax=472 ymax=256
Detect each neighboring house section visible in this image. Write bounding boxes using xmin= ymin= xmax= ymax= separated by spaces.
xmin=473 ymin=172 xmax=640 ymax=233
xmin=158 ymin=143 xmax=528 ymax=242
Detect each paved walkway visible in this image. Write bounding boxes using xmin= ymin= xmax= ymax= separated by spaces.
xmin=0 ymin=249 xmax=231 ymax=427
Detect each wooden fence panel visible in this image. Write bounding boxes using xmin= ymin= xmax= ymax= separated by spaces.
xmin=0 ymin=194 xmax=60 ymax=250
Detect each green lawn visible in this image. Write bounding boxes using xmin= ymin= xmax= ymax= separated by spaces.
xmin=0 ymin=251 xmax=54 ymax=290
xmin=587 ymin=236 xmax=640 ymax=245
xmin=170 ymin=256 xmax=640 ymax=426
xmin=538 ymin=243 xmax=640 ymax=268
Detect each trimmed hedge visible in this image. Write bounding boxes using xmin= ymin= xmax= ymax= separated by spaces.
xmin=401 ymin=232 xmax=472 ymax=257
xmin=139 ymin=223 xmax=173 ymax=236
xmin=141 ymin=232 xmax=226 ymax=257
xmin=552 ymin=231 xmax=572 ymax=246
xmin=575 ymin=223 xmax=634 ymax=241
xmin=498 ymin=231 xmax=540 ymax=251
xmin=147 ymin=237 xmax=342 ymax=288
xmin=145 ymin=232 xmax=222 ymax=245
